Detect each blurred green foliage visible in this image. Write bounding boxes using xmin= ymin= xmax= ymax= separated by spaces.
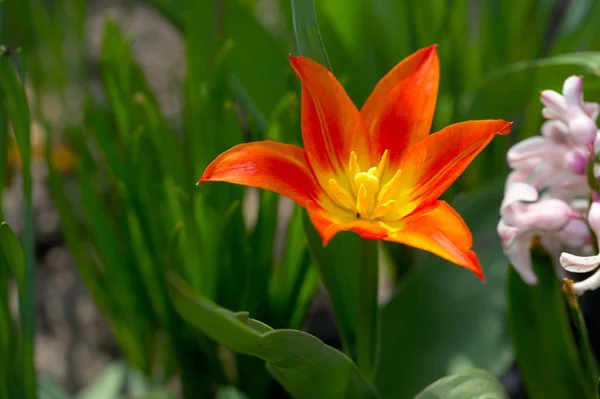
xmin=1 ymin=0 xmax=600 ymax=398
xmin=507 ymin=248 xmax=597 ymax=399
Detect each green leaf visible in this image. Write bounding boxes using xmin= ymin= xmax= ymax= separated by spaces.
xmin=507 ymin=246 xmax=595 ymax=399
xmin=0 ymin=52 xmax=35 ymax=399
xmin=355 ymin=239 xmax=379 ymax=382
xmin=169 ymin=276 xmax=379 ymax=399
xmin=551 ymin=0 xmax=600 ymax=55
xmin=317 ymin=0 xmax=367 ymax=65
xmin=414 ymin=369 xmax=507 ymax=399
xmin=269 ymin=205 xmax=316 ymax=329
xmin=143 ymin=0 xmax=185 ymax=30
xmin=303 ymin=211 xmax=360 ymax=357
xmin=0 ymin=227 xmax=15 ymax=399
xmin=563 ymin=280 xmax=600 ymax=386
xmin=0 ymin=222 xmax=24 ymax=289
xmin=216 ymin=386 xmax=250 ymax=399
xmin=291 ymin=0 xmax=332 ymax=69
xmin=376 ymin=183 xmax=513 ymax=399
xmin=76 ymin=362 xmax=127 ymax=399
xmin=38 ymin=375 xmax=71 ymax=399
xmin=223 ymin=2 xmax=288 ymax=118
xmin=465 ymin=52 xmax=600 ymax=120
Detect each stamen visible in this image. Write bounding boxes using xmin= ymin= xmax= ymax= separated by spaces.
xmin=348 ymin=151 xmax=360 ymax=194
xmin=328 ymin=149 xmax=404 ymax=221
xmin=378 ymin=169 xmax=402 ymax=204
xmin=372 ymin=200 xmax=396 ymax=219
xmin=329 ymin=178 xmax=355 ymax=210
xmin=375 ymin=150 xmax=388 ymax=181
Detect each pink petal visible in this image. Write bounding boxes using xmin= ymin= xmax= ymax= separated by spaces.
xmin=584 ymin=102 xmax=599 ymax=121
xmin=560 ymin=252 xmax=600 ymax=273
xmin=501 ymin=182 xmax=538 ymax=213
xmin=562 ymin=76 xmax=583 ymax=106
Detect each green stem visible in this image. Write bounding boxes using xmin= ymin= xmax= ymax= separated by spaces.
xmin=563 ymin=279 xmax=600 ymax=387
xmin=356 ymin=239 xmax=379 ymax=381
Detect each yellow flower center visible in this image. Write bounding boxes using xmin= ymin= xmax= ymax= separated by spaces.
xmin=328 ymin=150 xmax=403 ymax=221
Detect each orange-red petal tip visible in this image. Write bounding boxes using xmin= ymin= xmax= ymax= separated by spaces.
xmin=464 ymin=251 xmax=485 ymax=281
xmin=424 ymin=43 xmax=438 ymax=52
xmin=197 ymin=169 xmax=211 ymax=185
xmin=288 ymin=54 xmax=304 ymax=66
xmin=498 ymin=121 xmax=513 ymax=135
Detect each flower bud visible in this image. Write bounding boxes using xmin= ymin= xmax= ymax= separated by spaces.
xmin=563 ymin=76 xmax=583 ymax=106
xmin=568 ymin=113 xmax=598 ymax=145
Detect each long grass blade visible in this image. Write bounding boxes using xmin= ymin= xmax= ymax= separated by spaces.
xmin=0 ymin=50 xmax=35 ymax=399
xmin=291 ymin=0 xmax=332 ymax=70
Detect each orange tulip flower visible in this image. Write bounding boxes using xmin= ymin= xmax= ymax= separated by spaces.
xmin=198 ymin=45 xmax=511 ymax=279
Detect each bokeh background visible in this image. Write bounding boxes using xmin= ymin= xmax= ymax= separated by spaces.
xmin=2 ymin=0 xmax=600 ymax=398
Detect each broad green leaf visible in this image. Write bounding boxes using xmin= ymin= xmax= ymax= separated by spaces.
xmin=376 ymin=183 xmax=513 ymax=399
xmin=414 ymin=369 xmax=507 ymax=399
xmin=170 ymin=276 xmax=379 ymax=399
xmin=507 ymin=246 xmax=595 ymax=399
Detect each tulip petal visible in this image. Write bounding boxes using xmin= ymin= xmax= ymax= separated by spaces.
xmin=199 ymin=140 xmax=320 ymax=208
xmin=361 ymin=45 xmax=439 ymax=165
xmin=384 ymin=201 xmax=483 ymax=278
xmin=306 ymin=200 xmax=387 ymax=245
xmin=399 ymin=120 xmax=512 ymax=210
xmin=289 ymin=56 xmax=371 ymax=187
